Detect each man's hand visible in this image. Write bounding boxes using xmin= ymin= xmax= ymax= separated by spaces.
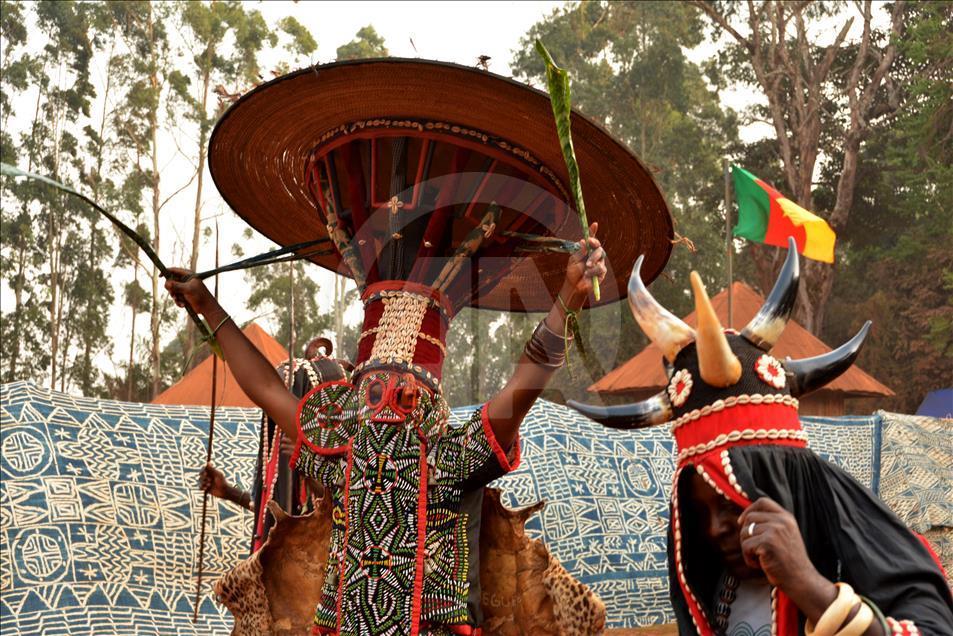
xmin=200 ymin=464 xmax=253 ymax=511
xmin=164 ymin=267 xmax=219 ymax=317
xmin=199 ymin=464 xmax=230 ymax=499
xmin=560 ymin=222 xmax=607 ymax=310
xmin=739 ymin=497 xmax=838 ymax=623
xmin=164 ymin=268 xmax=300 ymax=442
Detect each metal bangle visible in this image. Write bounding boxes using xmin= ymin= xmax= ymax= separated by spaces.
xmin=523 ymin=319 xmax=570 ymax=368
xmin=212 ymin=314 xmax=232 ymax=336
xmin=857 ymin=596 xmax=889 ymax=636
xmin=538 ymin=317 xmax=573 ymax=342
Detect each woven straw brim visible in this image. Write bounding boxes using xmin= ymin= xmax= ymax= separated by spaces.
xmin=209 ymin=58 xmax=673 ymax=312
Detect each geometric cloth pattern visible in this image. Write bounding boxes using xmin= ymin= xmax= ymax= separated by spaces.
xmin=876 ymin=410 xmax=953 ymax=584
xmin=3 ymin=381 xmax=946 ymax=633
xmin=1 ymin=381 xmax=259 ymax=635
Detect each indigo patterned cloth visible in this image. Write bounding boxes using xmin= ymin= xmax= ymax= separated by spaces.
xmin=2 ymin=382 xmax=948 ymax=633
xmin=876 ymin=410 xmax=953 ymax=584
xmin=0 ymin=382 xmax=259 ymax=634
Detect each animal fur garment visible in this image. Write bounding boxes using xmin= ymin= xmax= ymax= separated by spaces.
xmin=215 ymin=488 xmax=605 ymax=635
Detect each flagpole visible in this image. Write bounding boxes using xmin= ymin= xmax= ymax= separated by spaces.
xmin=724 ymin=159 xmax=733 ymax=328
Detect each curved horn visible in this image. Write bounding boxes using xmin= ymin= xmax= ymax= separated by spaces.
xmin=305 ymin=336 xmax=333 ymax=358
xmin=784 ymin=321 xmax=871 ymax=397
xmin=742 ymin=237 xmax=800 ymax=351
xmin=691 ymin=272 xmax=742 ymax=387
xmin=628 ymin=255 xmax=695 ymax=362
xmin=567 ymin=391 xmax=672 ymax=430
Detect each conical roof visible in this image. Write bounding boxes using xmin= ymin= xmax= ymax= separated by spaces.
xmin=151 ymin=322 xmax=288 ymax=407
xmin=590 ymin=282 xmax=893 ymax=398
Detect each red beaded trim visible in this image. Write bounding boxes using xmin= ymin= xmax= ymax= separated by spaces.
xmin=674 ymin=402 xmax=804 ymax=466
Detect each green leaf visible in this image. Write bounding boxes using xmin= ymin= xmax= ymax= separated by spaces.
xmin=535 ymin=40 xmax=601 ymax=301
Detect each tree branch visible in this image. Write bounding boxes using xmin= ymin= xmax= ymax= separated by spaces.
xmin=845 ymin=0 xmax=874 ymax=125
xmin=157 ymin=171 xmax=197 ymax=213
xmin=690 ymin=1 xmax=753 ymax=51
xmin=814 ymin=18 xmax=854 ymax=85
xmin=858 ymin=1 xmax=904 ymax=120
xmin=831 ymin=0 xmax=904 ymax=230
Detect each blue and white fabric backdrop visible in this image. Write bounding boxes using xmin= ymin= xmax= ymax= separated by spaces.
xmin=1 ymin=382 xmax=259 ymax=634
xmin=6 ymin=382 xmax=937 ymax=633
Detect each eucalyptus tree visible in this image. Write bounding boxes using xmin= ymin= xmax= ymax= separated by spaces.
xmin=271 ymin=16 xmax=317 ymax=76
xmin=469 ymin=0 xmax=740 ymax=406
xmin=172 ymin=1 xmax=276 ymax=367
xmin=693 ymin=0 xmax=905 ymax=334
xmin=0 ymin=0 xmax=47 ymax=383
xmin=226 ymin=228 xmax=332 ymax=353
xmin=336 ymin=25 xmax=388 ymax=61
xmin=818 ymin=1 xmax=953 ymax=412
xmin=513 ymin=2 xmax=736 ymax=299
xmin=109 ymin=0 xmax=192 ymax=398
xmin=0 ymin=0 xmax=107 ymax=391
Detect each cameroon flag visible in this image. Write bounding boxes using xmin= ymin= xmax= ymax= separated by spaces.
xmin=731 ymin=165 xmax=836 ymax=263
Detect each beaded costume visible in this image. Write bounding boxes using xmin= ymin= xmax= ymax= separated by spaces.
xmin=291 ymin=283 xmax=519 ymax=635
xmin=250 ymin=354 xmax=348 ymax=553
xmin=207 ymin=57 xmax=674 ymax=636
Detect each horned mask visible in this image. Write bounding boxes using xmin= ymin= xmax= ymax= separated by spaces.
xmin=569 ymin=238 xmax=871 ymax=460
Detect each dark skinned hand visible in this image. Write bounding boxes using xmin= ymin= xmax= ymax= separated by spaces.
xmin=560 ymin=222 xmax=607 ymax=307
xmin=164 ymin=268 xmax=218 ymax=316
xmin=738 ymin=497 xmax=840 ymax=625
xmin=198 ymin=464 xmax=230 ymax=500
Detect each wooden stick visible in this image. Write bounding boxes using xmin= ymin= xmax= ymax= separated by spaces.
xmin=192 ymin=224 xmax=222 ymax=622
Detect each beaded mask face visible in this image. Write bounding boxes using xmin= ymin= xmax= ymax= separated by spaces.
xmin=358 ymin=370 xmax=426 ymax=424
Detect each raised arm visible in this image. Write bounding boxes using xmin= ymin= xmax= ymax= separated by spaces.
xmin=485 ymin=223 xmax=607 ymax=449
xmin=164 ymin=269 xmax=299 ymax=439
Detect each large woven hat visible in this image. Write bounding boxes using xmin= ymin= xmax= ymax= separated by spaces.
xmin=209 ymin=58 xmax=672 ymax=312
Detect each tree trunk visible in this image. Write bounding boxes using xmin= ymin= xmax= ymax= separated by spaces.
xmin=7 ymin=67 xmax=47 ymax=381
xmin=7 ymin=245 xmax=26 ymax=380
xmin=148 ymin=4 xmax=162 ymax=399
xmin=127 ymin=302 xmax=138 ymax=402
xmin=185 ymin=49 xmax=214 ymax=369
xmin=80 ymin=41 xmax=116 ymax=397
xmin=59 ymin=296 xmax=72 ymax=393
xmin=693 ymin=0 xmax=902 ymax=335
xmin=48 ymin=66 xmax=65 ymax=390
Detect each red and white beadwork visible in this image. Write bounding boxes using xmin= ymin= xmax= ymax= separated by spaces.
xmin=668 ymin=369 xmax=694 ymax=407
xmin=755 ymin=354 xmax=786 ymax=389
